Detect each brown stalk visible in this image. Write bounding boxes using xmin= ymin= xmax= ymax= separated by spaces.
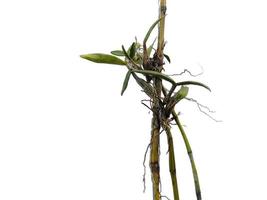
xmin=149 ymin=1 xmax=167 ymax=200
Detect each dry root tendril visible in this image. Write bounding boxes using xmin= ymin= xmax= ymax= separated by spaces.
xmin=186 ymin=97 xmax=222 ymax=122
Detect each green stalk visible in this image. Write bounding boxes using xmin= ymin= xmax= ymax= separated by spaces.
xmin=162 ymin=86 xmax=202 ymax=200
xmin=172 ymin=111 xmax=202 ymax=200
xmin=165 ymin=126 xmax=180 ymax=200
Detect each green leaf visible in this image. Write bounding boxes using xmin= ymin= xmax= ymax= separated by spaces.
xmin=143 ymin=17 xmax=165 ymax=45
xmin=80 ymin=53 xmax=126 ymax=65
xmin=132 ymin=73 xmax=156 ymax=98
xmin=129 ymin=42 xmax=136 ymax=59
xmin=111 ymin=50 xmax=125 ymax=56
xmin=122 ymin=45 xmax=131 ymax=60
xmin=164 ymin=54 xmax=171 ymax=63
xmin=134 ymin=53 xmax=143 ymax=65
xmin=132 ymin=69 xmax=176 ymax=85
xmin=121 ymin=70 xmax=132 ymax=96
xmin=147 ymin=38 xmax=157 ymax=57
xmin=174 ymin=86 xmax=189 ymax=100
xmin=175 ymin=81 xmax=211 ymax=92
xmin=165 ymin=86 xmax=189 ymax=117
xmin=122 ymin=45 xmax=146 ymax=69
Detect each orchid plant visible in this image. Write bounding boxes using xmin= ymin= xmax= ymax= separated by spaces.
xmin=80 ymin=1 xmax=213 ymax=199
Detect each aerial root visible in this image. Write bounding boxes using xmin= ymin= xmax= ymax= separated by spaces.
xmin=186 ymin=97 xmax=222 ymax=122
xmin=168 ymin=65 xmax=204 ymax=77
xmin=161 ymin=195 xmax=171 ymax=200
xmin=142 ymin=142 xmax=151 ymax=193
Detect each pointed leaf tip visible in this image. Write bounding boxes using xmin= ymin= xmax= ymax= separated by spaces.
xmin=80 ymin=53 xmax=126 ymax=65
xmin=121 ymin=70 xmax=132 ymax=96
xmin=164 ymin=54 xmax=171 ymax=63
xmin=129 ymin=42 xmax=136 ymax=59
xmin=111 ymin=50 xmax=125 ymax=57
xmin=80 ymin=54 xmax=87 ymax=59
xmin=143 ymin=16 xmax=165 ymax=45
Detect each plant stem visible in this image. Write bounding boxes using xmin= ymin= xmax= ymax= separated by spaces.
xmin=149 ymin=1 xmax=167 ymax=200
xmin=157 ymin=0 xmax=167 ymax=59
xmin=150 ymin=116 xmax=161 ymax=200
xmin=162 ymin=86 xmax=202 ymax=200
xmin=165 ymin=126 xmax=180 ymax=200
xmin=172 ymin=111 xmax=202 ymax=200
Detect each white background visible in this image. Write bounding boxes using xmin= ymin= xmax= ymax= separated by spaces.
xmin=0 ymin=0 xmax=267 ymax=199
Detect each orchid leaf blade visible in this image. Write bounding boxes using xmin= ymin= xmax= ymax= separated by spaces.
xmin=129 ymin=42 xmax=136 ymax=59
xmin=121 ymin=70 xmax=132 ymax=96
xmin=132 ymin=69 xmax=176 ymax=85
xmin=80 ymin=53 xmax=126 ymax=65
xmin=164 ymin=54 xmax=171 ymax=63
xmin=174 ymin=86 xmax=189 ymax=100
xmin=176 ymin=81 xmax=211 ymax=92
xmin=111 ymin=50 xmax=125 ymax=57
xmin=143 ymin=17 xmax=165 ymax=45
